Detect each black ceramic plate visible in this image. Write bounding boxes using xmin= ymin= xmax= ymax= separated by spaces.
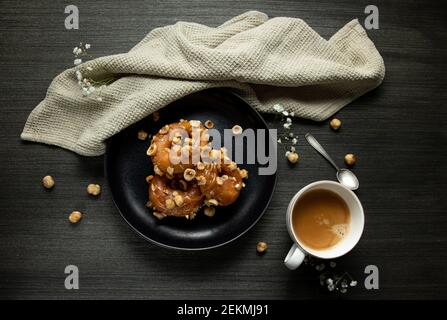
xmin=105 ymin=88 xmax=276 ymax=250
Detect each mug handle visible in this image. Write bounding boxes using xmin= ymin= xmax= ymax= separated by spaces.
xmin=284 ymin=243 xmax=305 ymax=270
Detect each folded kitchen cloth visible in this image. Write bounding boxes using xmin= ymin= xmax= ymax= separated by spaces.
xmin=21 ymin=11 xmax=385 ymax=156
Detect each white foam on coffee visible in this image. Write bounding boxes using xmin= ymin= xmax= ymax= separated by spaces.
xmin=331 ymin=224 xmax=349 ymax=238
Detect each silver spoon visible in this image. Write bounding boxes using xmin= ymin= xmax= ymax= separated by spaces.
xmin=305 ymin=133 xmax=359 ymax=190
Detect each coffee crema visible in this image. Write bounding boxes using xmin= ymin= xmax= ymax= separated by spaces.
xmin=292 ymin=189 xmax=350 ymax=250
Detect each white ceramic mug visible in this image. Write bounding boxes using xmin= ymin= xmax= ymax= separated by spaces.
xmin=284 ymin=180 xmax=364 ymax=270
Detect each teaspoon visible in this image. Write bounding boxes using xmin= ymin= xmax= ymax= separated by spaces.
xmin=305 ymin=133 xmax=359 ymax=190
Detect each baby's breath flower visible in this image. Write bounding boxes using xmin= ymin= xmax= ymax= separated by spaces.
xmin=75 ymin=70 xmax=82 ymax=81
xmin=74 ymin=58 xmax=82 ymax=65
xmin=85 ymin=43 xmax=91 ymax=49
xmin=273 ymin=104 xmax=284 ymax=113
xmin=283 ymin=123 xmax=291 ymax=129
xmin=277 ymin=138 xmax=282 ymax=144
xmin=316 ymin=264 xmax=325 ymax=271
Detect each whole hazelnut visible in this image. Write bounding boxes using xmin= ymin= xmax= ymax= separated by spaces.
xmin=286 ymin=151 xmax=299 ymax=164
xmin=87 ymin=184 xmax=101 ymax=196
xmin=330 ymin=118 xmax=342 ymax=130
xmin=256 ymin=241 xmax=268 ymax=254
xmin=137 ymin=130 xmax=148 ymax=141
xmin=42 ymin=175 xmax=55 ymax=189
xmin=344 ymin=153 xmax=357 ymax=166
xmin=69 ymin=211 xmax=83 ymax=224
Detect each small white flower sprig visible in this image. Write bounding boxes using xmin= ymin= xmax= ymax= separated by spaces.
xmin=273 ymin=104 xmax=299 ymax=163
xmin=72 ymin=42 xmax=115 ymax=102
xmin=304 ymin=256 xmax=358 ymax=293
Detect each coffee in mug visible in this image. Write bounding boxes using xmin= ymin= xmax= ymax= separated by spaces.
xmin=292 ymin=189 xmax=350 ymax=250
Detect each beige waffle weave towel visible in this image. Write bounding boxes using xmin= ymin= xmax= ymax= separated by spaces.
xmin=21 ymin=11 xmax=385 ymax=156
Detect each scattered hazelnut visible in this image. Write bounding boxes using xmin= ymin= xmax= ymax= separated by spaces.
xmin=330 ymin=118 xmax=342 ymax=131
xmin=165 ymin=199 xmax=175 ymax=209
xmin=287 ymin=151 xmax=299 ymax=164
xmin=239 ymin=169 xmax=248 ymax=179
xmin=68 ymin=211 xmax=83 ymax=224
xmin=146 ymin=175 xmax=154 ymax=183
xmin=344 ymin=153 xmax=357 ymax=166
xmin=235 ymin=183 xmax=242 ymax=191
xmin=146 ymin=144 xmax=157 ymax=156
xmin=87 ymin=183 xmax=101 ymax=196
xmin=204 ymin=206 xmax=216 ymax=217
xmin=42 ymin=175 xmax=55 ymax=189
xmin=183 ymin=168 xmax=196 ymax=181
xmin=204 ymin=120 xmax=214 ymax=129
xmin=256 ymin=241 xmax=268 ymax=254
xmin=137 ymin=130 xmax=148 ymax=141
xmin=152 ymin=111 xmax=160 ymax=122
xmin=174 ymin=195 xmax=184 ymax=207
xmin=232 ymin=125 xmax=243 ymax=135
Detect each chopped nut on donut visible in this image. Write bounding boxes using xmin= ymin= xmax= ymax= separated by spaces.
xmin=216 ymin=177 xmax=224 ymax=185
xmin=239 ymin=169 xmax=248 ymax=179
xmin=153 ymin=212 xmax=166 ymax=220
xmin=196 ymin=176 xmax=206 ymax=186
xmin=227 ymin=162 xmax=237 ymax=171
xmin=154 ymin=165 xmax=164 ymax=176
xmin=174 ymin=195 xmax=184 ymax=207
xmin=159 ymin=125 xmax=169 ymax=135
xmin=197 ymin=162 xmax=205 ymax=170
xmin=205 ymin=198 xmax=219 ymax=206
xmin=232 ymin=125 xmax=243 ymax=135
xmin=138 ymin=130 xmax=148 ymax=141
xmin=147 ymin=144 xmax=157 ymax=156
xmin=189 ymin=120 xmax=201 ymax=128
xmin=235 ymin=183 xmax=242 ymax=190
xmin=204 ymin=120 xmax=214 ymax=129
xmin=204 ymin=206 xmax=215 ymax=217
xmin=183 ymin=168 xmax=196 ymax=181
xmin=167 ymin=166 xmax=174 ymax=176
xmin=165 ymin=199 xmax=175 ymax=209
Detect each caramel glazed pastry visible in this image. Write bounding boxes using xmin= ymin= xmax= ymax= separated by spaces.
xmin=146 ymin=119 xmax=248 ymax=220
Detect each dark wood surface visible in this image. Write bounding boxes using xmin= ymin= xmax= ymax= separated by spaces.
xmin=1 ymin=0 xmax=446 ymax=300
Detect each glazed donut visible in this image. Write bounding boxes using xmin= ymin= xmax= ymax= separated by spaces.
xmin=147 ymin=120 xmax=210 ymax=177
xmin=196 ymin=159 xmax=246 ymax=207
xmin=148 ymin=175 xmax=204 ymax=219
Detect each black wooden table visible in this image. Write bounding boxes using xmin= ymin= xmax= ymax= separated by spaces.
xmin=1 ymin=0 xmax=446 ymax=300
